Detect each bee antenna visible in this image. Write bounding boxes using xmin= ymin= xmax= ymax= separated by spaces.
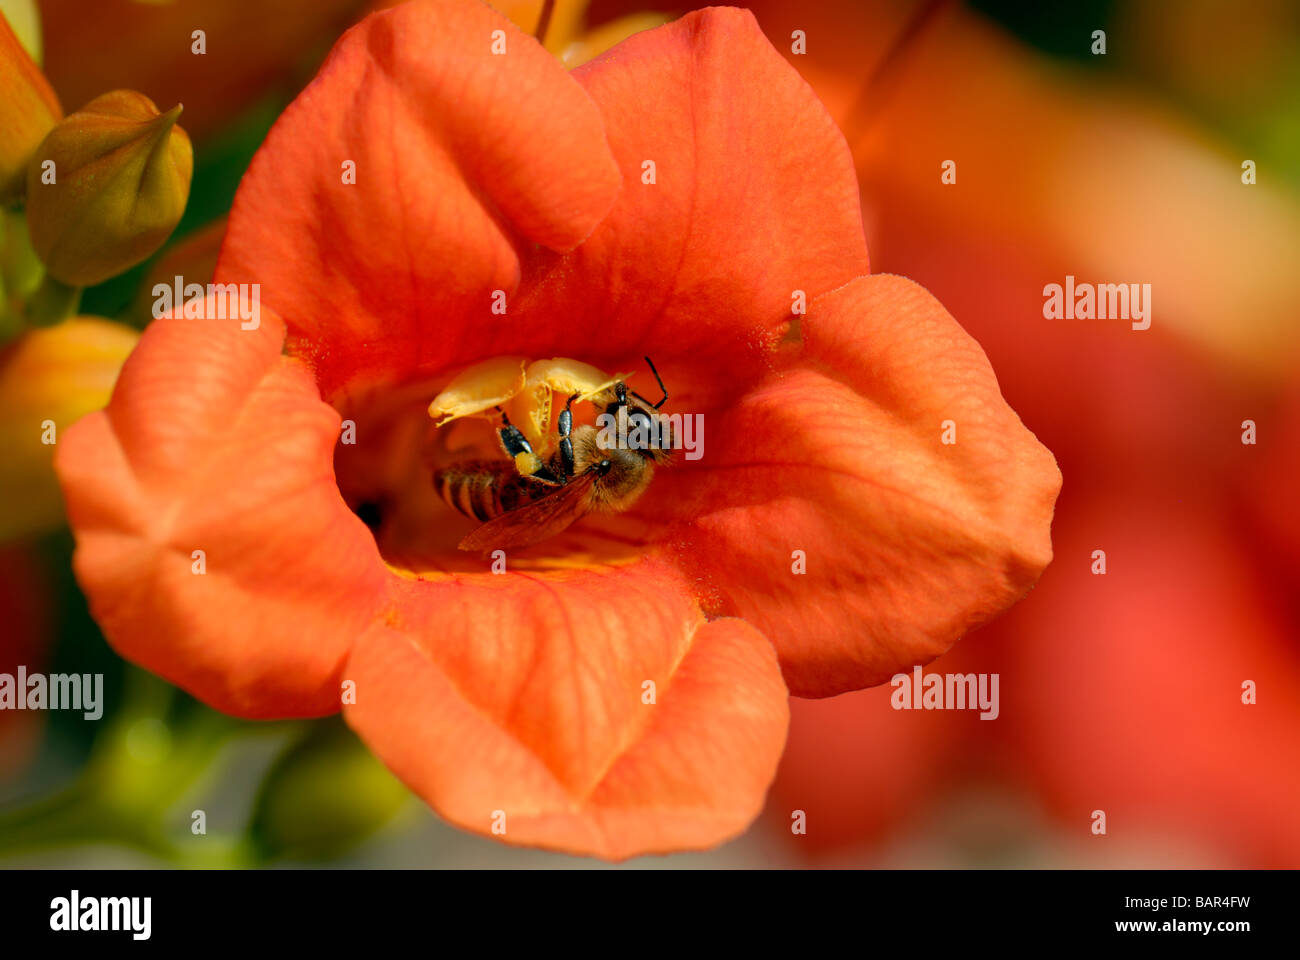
xmin=636 ymin=355 xmax=667 ymax=409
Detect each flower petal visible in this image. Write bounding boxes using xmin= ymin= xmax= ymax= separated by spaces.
xmin=0 ymin=9 xmax=61 ymax=203
xmin=659 ymin=274 xmax=1060 ymax=697
xmin=55 ymin=299 xmax=389 ymax=717
xmin=343 ymin=561 xmax=789 ymax=859
xmin=511 ymin=6 xmax=870 ymax=384
xmin=216 ymin=0 xmax=622 ymax=398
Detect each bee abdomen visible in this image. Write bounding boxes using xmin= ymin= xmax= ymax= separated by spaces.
xmin=434 ymin=461 xmax=556 ymax=522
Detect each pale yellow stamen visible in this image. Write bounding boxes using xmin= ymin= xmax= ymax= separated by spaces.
xmin=430 ymin=355 xmax=632 ymax=457
xmin=508 ymin=357 xmax=631 ymax=453
xmin=427 ymin=355 xmax=528 ymax=426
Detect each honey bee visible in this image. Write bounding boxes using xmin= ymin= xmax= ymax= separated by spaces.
xmin=433 ymin=358 xmax=673 ymax=552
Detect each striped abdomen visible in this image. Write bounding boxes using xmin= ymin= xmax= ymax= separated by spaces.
xmin=434 ymin=461 xmax=558 ymax=523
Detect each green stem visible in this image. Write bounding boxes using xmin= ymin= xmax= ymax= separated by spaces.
xmin=25 ymin=273 xmax=82 ymax=327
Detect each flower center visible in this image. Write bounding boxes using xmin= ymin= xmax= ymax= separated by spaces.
xmin=330 ymin=362 xmax=660 ymax=578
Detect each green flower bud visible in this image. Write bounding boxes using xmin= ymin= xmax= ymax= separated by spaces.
xmin=0 ymin=9 xmax=61 ymax=204
xmin=25 ymin=90 xmax=192 ymax=286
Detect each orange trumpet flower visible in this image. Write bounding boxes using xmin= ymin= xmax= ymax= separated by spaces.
xmin=56 ymin=0 xmax=1059 ymax=858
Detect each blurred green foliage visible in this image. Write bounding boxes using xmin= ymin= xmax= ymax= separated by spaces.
xmin=248 ymin=717 xmax=413 ymax=864
xmin=972 ymin=0 xmax=1117 ymax=65
xmin=975 ymin=0 xmax=1300 ymax=192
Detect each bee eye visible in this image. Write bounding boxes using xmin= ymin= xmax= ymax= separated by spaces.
xmin=629 ymin=411 xmax=650 ymax=430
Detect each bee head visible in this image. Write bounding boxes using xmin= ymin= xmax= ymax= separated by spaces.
xmin=596 ymin=361 xmax=672 ymax=464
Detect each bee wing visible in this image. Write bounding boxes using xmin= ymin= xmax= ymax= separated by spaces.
xmin=458 ymin=470 xmax=598 ymax=553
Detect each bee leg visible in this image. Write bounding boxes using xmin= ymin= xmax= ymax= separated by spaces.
xmin=495 ymin=407 xmax=560 ymax=483
xmin=557 ymin=393 xmax=579 ymax=480
xmin=494 ymin=408 xmax=531 ymax=461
